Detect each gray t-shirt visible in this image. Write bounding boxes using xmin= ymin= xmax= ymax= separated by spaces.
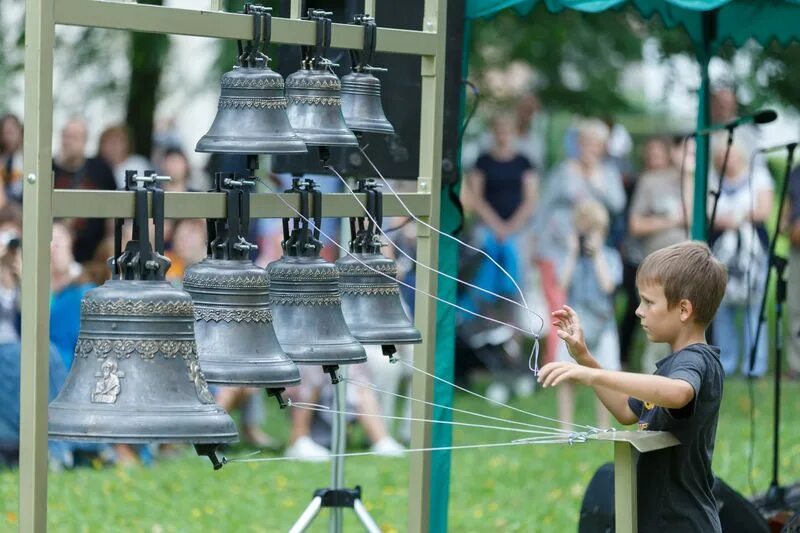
xmin=627 ymin=344 xmax=724 ymax=533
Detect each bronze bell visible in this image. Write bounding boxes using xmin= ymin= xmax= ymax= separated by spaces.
xmin=49 ymin=175 xmax=237 ymax=467
xmin=337 ymin=180 xmax=420 ymax=348
xmin=183 ymin=176 xmax=300 ymax=392
xmin=267 ymin=179 xmax=366 ymax=366
xmin=284 ymin=12 xmax=358 ymax=148
xmin=341 ymin=15 xmax=394 ymax=135
xmin=196 ymin=8 xmax=307 ymax=155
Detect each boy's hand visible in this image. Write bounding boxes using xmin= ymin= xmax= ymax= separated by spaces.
xmin=537 ymin=361 xmax=597 ymax=387
xmin=552 ymin=305 xmax=589 ymax=362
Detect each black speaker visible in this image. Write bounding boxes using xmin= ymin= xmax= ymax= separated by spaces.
xmin=579 ymin=463 xmax=770 ymax=533
xmin=273 ymin=0 xmax=465 ymax=184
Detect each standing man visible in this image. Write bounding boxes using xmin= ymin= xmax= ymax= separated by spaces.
xmin=53 ymin=118 xmax=117 ymax=264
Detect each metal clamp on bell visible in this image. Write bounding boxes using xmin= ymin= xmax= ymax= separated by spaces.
xmin=183 ymin=172 xmax=300 ymax=408
xmin=336 ymin=179 xmax=421 ymax=351
xmin=196 ymin=5 xmax=306 ymax=155
xmin=48 ymin=174 xmax=238 ymax=470
xmin=341 ymin=14 xmax=395 ymax=135
xmin=268 ymin=179 xmax=367 ymax=372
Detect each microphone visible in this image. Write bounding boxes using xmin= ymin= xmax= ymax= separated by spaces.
xmin=695 ymin=109 xmax=778 ymax=136
xmin=759 ymin=141 xmax=799 ymax=154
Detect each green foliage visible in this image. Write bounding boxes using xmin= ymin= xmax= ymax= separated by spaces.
xmin=469 ymin=4 xmax=647 ymax=114
xmin=1 ymin=380 xmax=797 ymax=531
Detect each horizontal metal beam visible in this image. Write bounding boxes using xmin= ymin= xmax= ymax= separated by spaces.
xmin=54 ymin=0 xmax=437 ymax=56
xmin=51 ymin=190 xmax=430 ymax=219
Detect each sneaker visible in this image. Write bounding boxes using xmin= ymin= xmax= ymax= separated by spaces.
xmin=370 ymin=436 xmax=406 ymax=458
xmin=284 ymin=436 xmax=330 ymax=462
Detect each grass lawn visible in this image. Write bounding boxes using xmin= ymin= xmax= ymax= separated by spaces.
xmin=1 ymin=378 xmax=798 ymax=532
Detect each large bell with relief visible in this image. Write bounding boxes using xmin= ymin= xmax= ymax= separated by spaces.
xmin=284 ymin=12 xmax=358 ymax=148
xmin=196 ymin=8 xmax=307 ymax=155
xmin=341 ymin=15 xmax=394 ymax=135
xmin=336 ymin=180 xmax=420 ymax=347
xmin=49 ymin=181 xmax=237 ymax=458
xmin=268 ymin=179 xmax=366 ymax=366
xmin=183 ymin=180 xmax=300 ymax=389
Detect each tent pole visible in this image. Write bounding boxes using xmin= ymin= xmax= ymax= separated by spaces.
xmin=691 ymin=10 xmax=717 ymax=241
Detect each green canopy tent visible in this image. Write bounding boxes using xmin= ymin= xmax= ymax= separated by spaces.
xmin=428 ymin=1 xmax=800 ymax=531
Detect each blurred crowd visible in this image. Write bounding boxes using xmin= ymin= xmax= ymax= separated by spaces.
xmin=457 ymin=87 xmax=793 ymax=429
xmin=0 ymin=83 xmax=797 ymax=467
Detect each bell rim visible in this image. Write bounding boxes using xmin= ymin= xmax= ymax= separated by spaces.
xmin=293 ymin=131 xmax=360 ymax=147
xmin=195 ymin=138 xmax=308 ymax=155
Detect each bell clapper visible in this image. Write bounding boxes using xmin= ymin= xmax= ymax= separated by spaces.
xmin=323 ymin=365 xmax=341 ymax=384
xmin=381 ymin=344 xmax=398 ymax=364
xmin=194 ymin=443 xmax=225 ymax=471
xmin=266 ymin=388 xmax=288 ymax=409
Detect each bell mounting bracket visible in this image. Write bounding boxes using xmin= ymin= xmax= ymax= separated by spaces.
xmin=349 ymin=178 xmax=383 ymax=255
xmin=207 ymin=171 xmax=257 ymax=262
xmin=282 ymin=178 xmax=323 ymax=258
xmin=238 ymin=4 xmax=273 ymax=68
xmin=112 ymin=170 xmax=172 ymax=282
xmin=349 ymin=14 xmax=386 ymax=74
xmin=302 ymin=9 xmax=335 ymax=71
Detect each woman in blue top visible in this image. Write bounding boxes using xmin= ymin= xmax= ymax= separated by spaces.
xmin=462 ymin=115 xmax=538 ymax=314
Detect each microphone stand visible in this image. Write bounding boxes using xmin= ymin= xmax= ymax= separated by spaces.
xmin=706 ymin=126 xmax=735 ymax=242
xmin=748 ymin=143 xmax=796 ymax=511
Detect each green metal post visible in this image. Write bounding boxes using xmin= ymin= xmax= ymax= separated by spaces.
xmin=691 ymin=11 xmax=716 ymax=241
xmin=408 ymin=0 xmax=446 ymax=531
xmin=614 ymin=442 xmax=638 ymax=533
xmin=20 ymin=0 xmax=56 ymax=530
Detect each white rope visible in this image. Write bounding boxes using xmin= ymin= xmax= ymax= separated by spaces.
xmin=222 ymin=437 xmax=581 ymax=465
xmin=357 ymin=146 xmax=543 ymax=372
xmin=394 ymin=358 xmax=599 ymax=432
xmin=255 ymin=178 xmax=595 ymax=433
xmin=326 ymin=165 xmax=543 ymax=335
xmin=288 ymin=400 xmax=569 ymax=437
xmin=256 ymin=178 xmax=536 ymax=336
xmin=344 ymin=377 xmax=574 ymax=435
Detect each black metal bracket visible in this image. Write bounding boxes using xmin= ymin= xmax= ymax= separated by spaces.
xmin=194 ymin=443 xmax=224 ymax=471
xmin=322 ymin=364 xmax=341 ymax=385
xmin=314 ymin=486 xmax=363 ymax=509
xmin=266 ymin=388 xmax=288 ymax=409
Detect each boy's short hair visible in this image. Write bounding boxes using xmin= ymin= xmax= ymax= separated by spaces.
xmin=636 ymin=241 xmax=727 ymax=326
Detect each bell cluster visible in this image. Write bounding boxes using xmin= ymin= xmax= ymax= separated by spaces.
xmin=47 ymin=6 xmax=418 ymax=469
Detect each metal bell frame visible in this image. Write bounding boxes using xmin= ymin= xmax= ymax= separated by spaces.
xmin=20 ymin=2 xmax=449 ymax=530
xmin=182 ymin=171 xmax=299 ymax=407
xmin=341 ymin=14 xmax=395 ymax=135
xmin=48 ymin=171 xmax=238 ymax=469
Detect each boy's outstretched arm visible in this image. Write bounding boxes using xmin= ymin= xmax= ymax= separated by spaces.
xmin=539 ymin=364 xmax=695 ymax=414
xmin=546 ymin=305 xmax=693 ymax=426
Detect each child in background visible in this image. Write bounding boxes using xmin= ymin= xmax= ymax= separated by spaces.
xmin=555 ymin=199 xmax=621 ymax=429
xmin=539 ymin=241 xmax=727 ymax=532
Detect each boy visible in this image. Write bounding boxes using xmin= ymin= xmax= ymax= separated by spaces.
xmin=538 ymin=241 xmax=727 ymax=532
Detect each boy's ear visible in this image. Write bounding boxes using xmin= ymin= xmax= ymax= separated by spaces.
xmin=678 ymin=298 xmax=694 ymax=322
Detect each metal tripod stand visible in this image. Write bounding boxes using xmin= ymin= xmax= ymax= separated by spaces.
xmin=289 ymin=366 xmax=381 ymax=533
